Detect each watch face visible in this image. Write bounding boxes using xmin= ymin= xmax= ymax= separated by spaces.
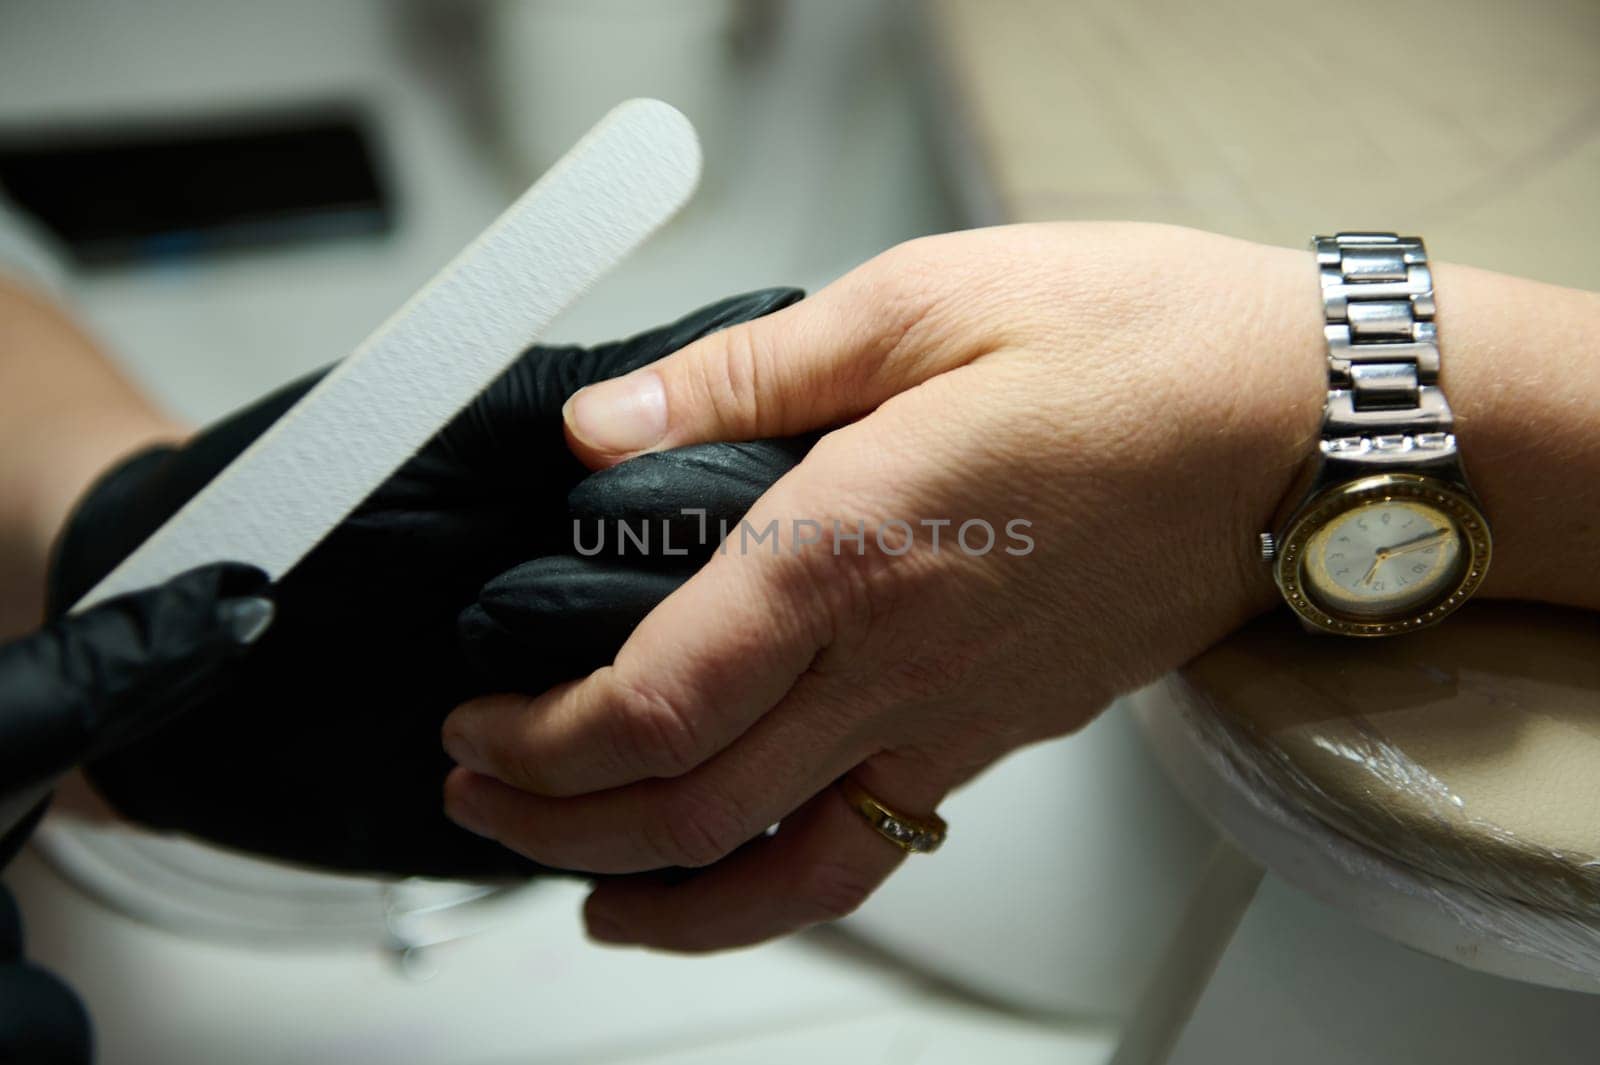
xmin=1274 ymin=473 xmax=1491 ymax=636
xmin=1303 ymin=499 xmax=1462 ymax=617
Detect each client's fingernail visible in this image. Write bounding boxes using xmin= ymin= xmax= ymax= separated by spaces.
xmin=216 ymin=597 xmax=275 ymax=646
xmin=564 ymin=371 xmax=667 ymax=455
xmin=441 ymin=726 xmax=476 ymax=772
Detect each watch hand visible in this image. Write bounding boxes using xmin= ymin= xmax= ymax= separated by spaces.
xmin=1384 ymin=528 xmax=1450 ymax=559
xmin=1361 ymin=528 xmax=1447 ymax=586
xmin=1360 ymin=553 xmax=1386 ymax=586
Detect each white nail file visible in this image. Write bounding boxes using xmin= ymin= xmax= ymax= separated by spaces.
xmin=73 ymin=99 xmax=700 ymax=613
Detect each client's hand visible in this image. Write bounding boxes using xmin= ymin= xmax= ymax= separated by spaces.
xmin=49 ymin=290 xmax=805 ymax=877
xmin=439 ymin=223 xmax=1336 ymax=943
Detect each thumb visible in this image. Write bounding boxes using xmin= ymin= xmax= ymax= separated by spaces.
xmin=560 ymin=250 xmax=978 ymax=467
xmin=0 ymin=563 xmax=273 ymax=793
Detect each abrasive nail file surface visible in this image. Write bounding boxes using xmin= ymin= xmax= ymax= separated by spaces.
xmin=73 ymin=99 xmax=700 ymax=612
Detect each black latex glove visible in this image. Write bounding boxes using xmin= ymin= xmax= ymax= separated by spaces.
xmin=47 ymin=290 xmax=803 ymax=879
xmin=1 ymin=563 xmax=271 ymax=838
xmin=461 ymin=436 xmax=812 ymax=692
xmin=0 ymin=563 xmax=267 ymax=1065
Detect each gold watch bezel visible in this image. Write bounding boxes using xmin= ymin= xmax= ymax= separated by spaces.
xmin=1273 ymin=472 xmax=1491 ymax=637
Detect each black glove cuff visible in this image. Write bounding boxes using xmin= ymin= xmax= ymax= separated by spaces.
xmin=47 ymin=368 xmax=326 ymax=621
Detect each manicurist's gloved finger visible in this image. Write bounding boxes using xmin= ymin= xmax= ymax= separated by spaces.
xmin=459 ymin=557 xmax=684 ymax=692
xmin=459 ymin=434 xmax=814 ymax=691
xmin=567 ymin=437 xmax=814 ymax=563
xmin=0 ymin=563 xmax=271 ymax=802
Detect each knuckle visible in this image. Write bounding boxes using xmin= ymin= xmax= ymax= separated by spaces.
xmin=647 ymin=785 xmax=752 ymax=868
xmin=782 ymin=476 xmax=909 ymax=621
xmin=791 ymin=859 xmax=879 ymax=924
xmin=783 ymin=514 xmax=915 ymax=657
xmin=864 ymin=235 xmax=954 ymax=306
xmin=849 ymin=276 xmax=938 ymax=385
xmin=691 ymin=324 xmax=771 ymax=434
xmin=866 ymin=234 xmax=946 ymax=289
xmin=885 ymin=645 xmax=981 ymax=704
xmin=818 ymin=537 xmax=905 ymax=629
xmin=445 ymin=699 xmax=541 ymax=786
xmin=605 ymin=673 xmax=706 ymax=779
xmin=509 ymin=743 xmax=553 ymax=794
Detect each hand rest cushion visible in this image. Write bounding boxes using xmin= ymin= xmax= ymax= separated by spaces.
xmin=1161 ymin=603 xmax=1600 ymax=917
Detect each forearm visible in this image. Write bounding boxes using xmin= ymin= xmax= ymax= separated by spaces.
xmin=1430 ymin=264 xmax=1600 ymax=611
xmin=0 ymin=279 xmax=183 ymax=635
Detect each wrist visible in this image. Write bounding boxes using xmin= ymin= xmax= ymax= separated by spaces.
xmin=21 ymin=414 xmax=186 ymax=559
xmin=1432 ymin=264 xmax=1600 ymax=610
xmin=1205 ymin=239 xmax=1330 ymax=628
xmin=0 ymin=279 xmax=185 ymax=631
xmin=0 ymin=415 xmax=181 ymax=636
xmin=1221 ymin=246 xmax=1600 ymax=625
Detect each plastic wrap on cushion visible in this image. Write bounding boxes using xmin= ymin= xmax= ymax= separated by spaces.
xmin=1136 ymin=602 xmax=1600 ymax=981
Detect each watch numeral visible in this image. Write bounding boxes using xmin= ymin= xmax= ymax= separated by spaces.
xmin=1411 ymin=564 xmax=1426 ymax=574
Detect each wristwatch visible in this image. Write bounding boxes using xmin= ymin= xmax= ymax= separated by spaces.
xmin=1259 ymin=232 xmax=1491 ymax=636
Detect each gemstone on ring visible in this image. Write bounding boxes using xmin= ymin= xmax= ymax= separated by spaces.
xmin=838 ymin=776 xmax=947 ymax=855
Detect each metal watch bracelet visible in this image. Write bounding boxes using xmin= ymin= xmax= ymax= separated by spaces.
xmin=1315 ymin=232 xmax=1454 ymax=453
xmin=1259 ymin=232 xmax=1492 ymax=636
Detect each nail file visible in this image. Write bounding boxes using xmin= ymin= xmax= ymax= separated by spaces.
xmin=72 ymin=99 xmax=700 ymax=613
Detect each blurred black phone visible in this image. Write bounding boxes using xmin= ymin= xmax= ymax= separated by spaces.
xmin=0 ymin=105 xmax=392 ymax=266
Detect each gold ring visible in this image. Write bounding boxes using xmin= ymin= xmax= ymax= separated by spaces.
xmin=837 ymin=775 xmax=947 ymax=854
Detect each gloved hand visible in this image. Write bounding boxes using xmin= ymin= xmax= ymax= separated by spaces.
xmin=461 ymin=436 xmax=812 ymax=692
xmin=47 ymin=290 xmax=805 ymax=879
xmin=0 ymin=563 xmax=267 ymax=1065
xmin=1 ymin=563 xmax=272 ymax=840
